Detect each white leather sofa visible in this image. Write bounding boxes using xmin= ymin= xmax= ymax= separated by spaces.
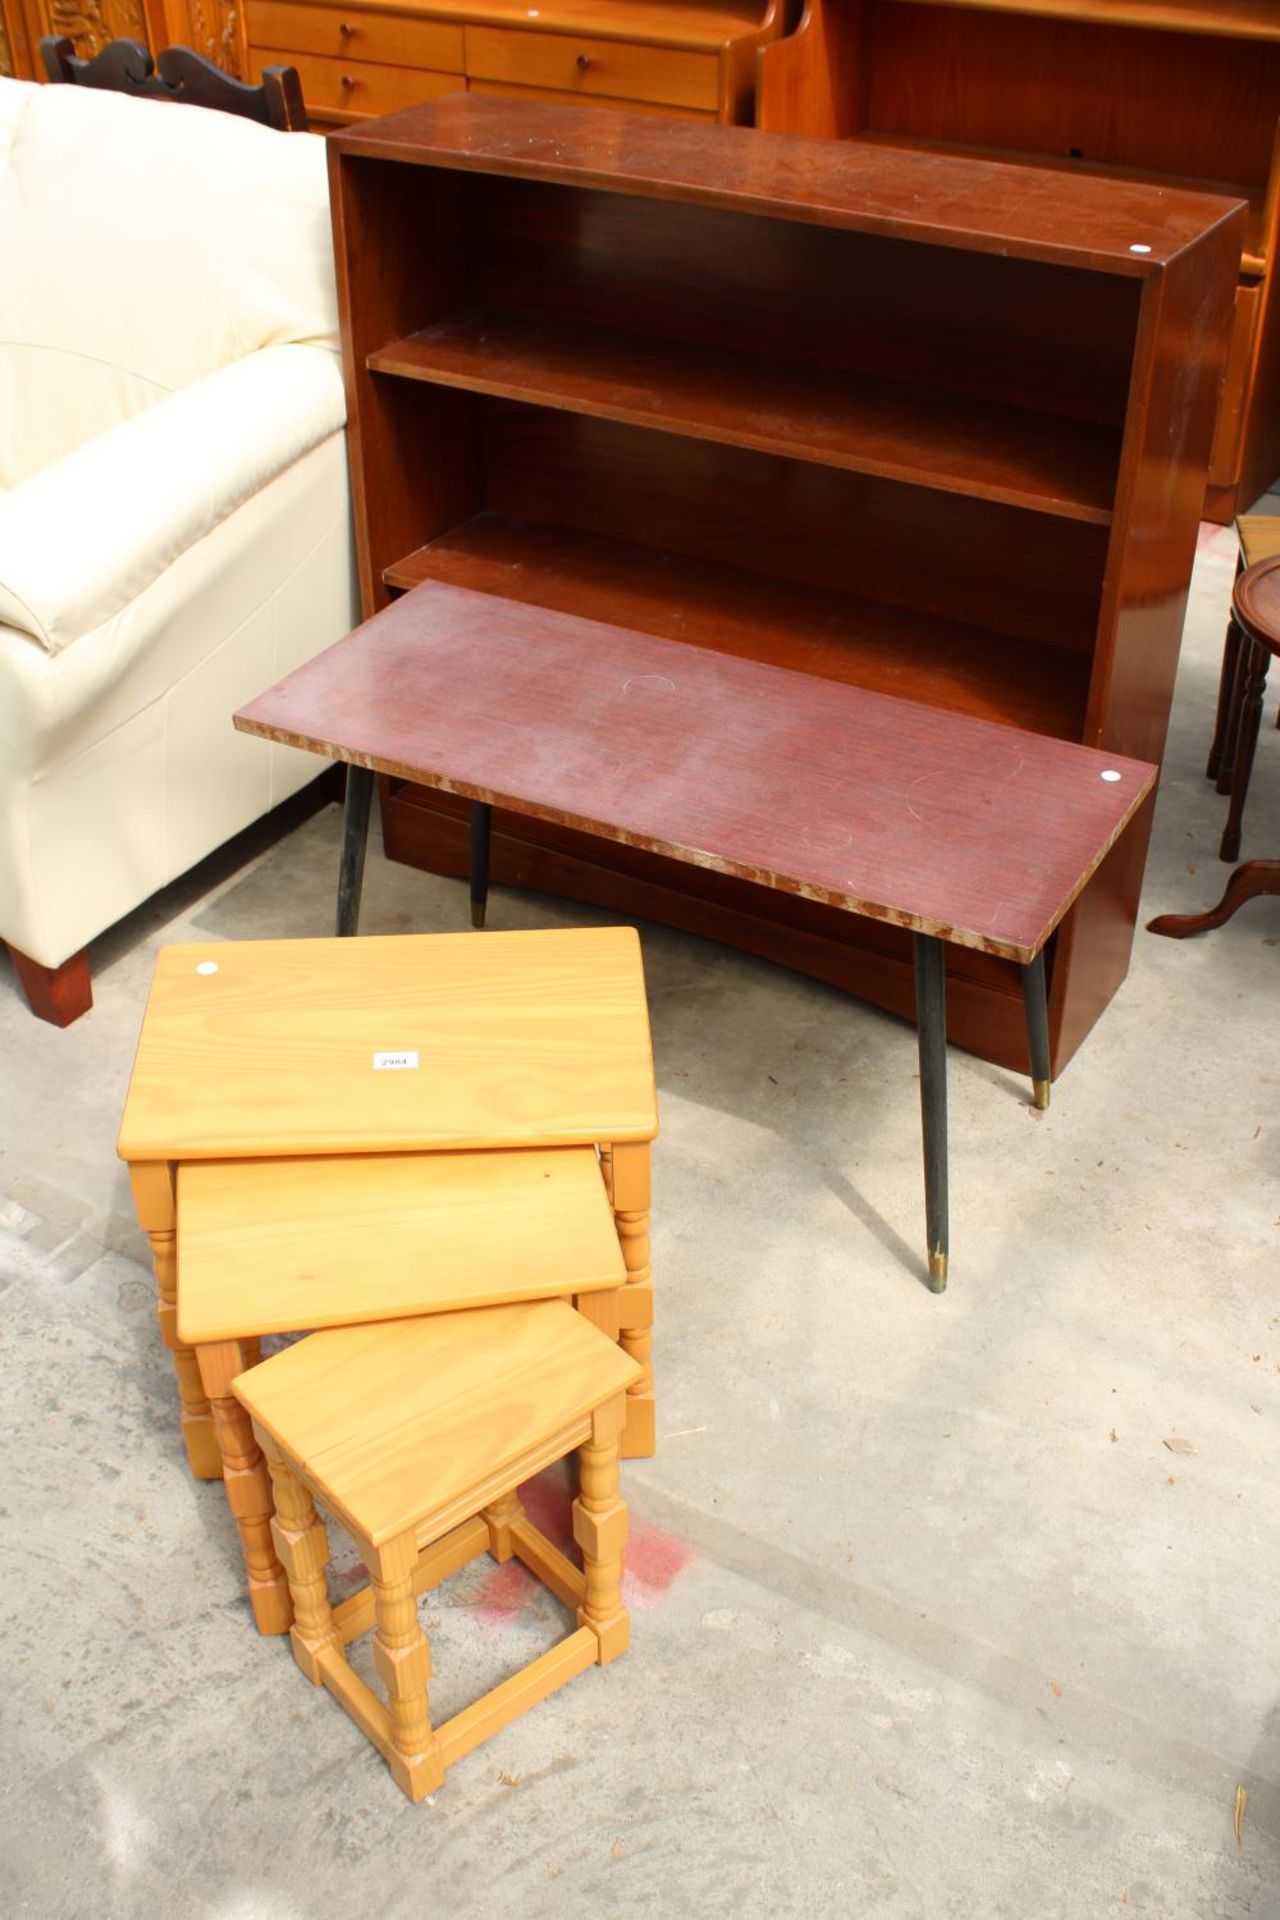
xmin=0 ymin=77 xmax=357 ymax=1024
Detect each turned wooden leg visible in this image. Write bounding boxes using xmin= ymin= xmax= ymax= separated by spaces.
xmin=1220 ymin=637 xmax=1270 ymax=862
xmin=197 ymin=1340 xmax=292 ymax=1635
xmin=1208 ymin=610 xmax=1244 ymax=784
xmin=574 ymin=1400 xmax=630 ymax=1665
xmin=259 ymin=1438 xmax=341 ymax=1682
xmin=482 ymin=1490 xmax=524 ymax=1563
xmin=147 ymin=1225 xmax=221 ymax=1480
xmin=370 ymin=1529 xmax=443 ymax=1802
xmin=6 ymin=944 xmax=92 ymax=1027
xmin=611 ymin=1143 xmax=655 ymax=1460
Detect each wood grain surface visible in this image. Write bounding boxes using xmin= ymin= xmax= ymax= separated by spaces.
xmin=235 ymin=579 xmax=1156 ymax=962
xmin=878 ymin=1 xmax=1280 ymax=39
xmin=235 ymin=1299 xmax=639 ymax=1546
xmin=176 ymin=1148 xmax=625 ymax=1343
xmin=330 ymin=93 xmax=1242 ymax=272
xmin=117 ymin=926 xmax=656 ymax=1162
xmin=369 ymin=312 xmax=1118 ymax=523
xmin=385 ymin=513 xmax=1094 ymax=737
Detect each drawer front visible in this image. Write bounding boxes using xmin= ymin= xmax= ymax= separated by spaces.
xmin=465 ymin=26 xmax=718 ymax=111
xmin=249 ymin=49 xmax=462 ymax=116
xmin=468 ymin=78 xmax=715 ymax=120
xmin=246 ymin=4 xmax=464 ymax=73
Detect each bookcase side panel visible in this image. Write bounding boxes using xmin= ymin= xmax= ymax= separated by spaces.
xmin=1087 ymin=218 xmax=1244 ymax=766
xmin=1050 ymin=220 xmax=1241 ymax=1070
xmin=332 ymin=153 xmax=482 ymax=615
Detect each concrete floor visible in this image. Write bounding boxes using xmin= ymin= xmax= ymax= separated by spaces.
xmin=2 ymin=521 xmax=1276 ymax=1919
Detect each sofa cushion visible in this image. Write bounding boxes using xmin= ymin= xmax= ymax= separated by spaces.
xmin=0 ymin=77 xmax=339 ymax=488
xmin=0 ymin=343 xmax=347 ymax=654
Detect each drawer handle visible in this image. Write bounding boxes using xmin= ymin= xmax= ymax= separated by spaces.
xmin=341 ymin=71 xmax=357 ymax=86
xmin=575 ymin=52 xmax=591 ymax=69
xmin=338 ymin=18 xmax=355 ymax=31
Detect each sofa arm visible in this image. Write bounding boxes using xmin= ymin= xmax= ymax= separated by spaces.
xmin=0 ymin=344 xmax=346 ymax=655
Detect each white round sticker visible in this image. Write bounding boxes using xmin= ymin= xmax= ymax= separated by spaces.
xmin=195 ymin=960 xmax=219 ymax=975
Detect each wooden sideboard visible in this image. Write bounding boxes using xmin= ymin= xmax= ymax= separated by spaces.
xmin=242 ymin=0 xmax=785 ymax=129
xmin=757 ymin=0 xmax=1280 ymax=523
xmin=0 ymin=0 xmax=784 ymax=127
xmin=328 ymin=93 xmax=1240 ymax=1079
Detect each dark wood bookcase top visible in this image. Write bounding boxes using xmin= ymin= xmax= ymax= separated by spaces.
xmin=328 ymin=94 xmax=1242 ymax=1076
xmin=334 ymin=92 xmax=1239 ymax=268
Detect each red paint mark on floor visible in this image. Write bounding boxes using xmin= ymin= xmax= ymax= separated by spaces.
xmin=475 ymin=1556 xmax=541 ymax=1618
xmin=472 ymin=1470 xmax=692 ymax=1621
xmin=625 ymin=1513 xmax=693 ymax=1613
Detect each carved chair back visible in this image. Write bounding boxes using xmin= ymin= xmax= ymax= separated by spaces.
xmin=40 ymin=36 xmax=307 ymax=133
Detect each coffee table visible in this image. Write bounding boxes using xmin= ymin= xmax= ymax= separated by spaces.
xmin=236 ymin=580 xmax=1156 ymax=1288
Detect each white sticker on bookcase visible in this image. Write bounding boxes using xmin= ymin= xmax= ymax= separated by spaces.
xmin=373 ymin=1051 xmax=420 ymax=1071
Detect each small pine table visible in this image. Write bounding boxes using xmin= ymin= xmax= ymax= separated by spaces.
xmin=118 ymin=925 xmax=658 ymax=1477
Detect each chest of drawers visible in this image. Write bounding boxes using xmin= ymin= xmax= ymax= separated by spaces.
xmin=242 ymin=0 xmax=785 ymax=128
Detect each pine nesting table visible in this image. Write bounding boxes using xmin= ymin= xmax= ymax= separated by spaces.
xmin=118 ymin=926 xmax=659 ymax=1478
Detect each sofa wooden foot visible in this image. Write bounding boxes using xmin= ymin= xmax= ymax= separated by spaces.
xmin=6 ymin=945 xmax=93 ymax=1026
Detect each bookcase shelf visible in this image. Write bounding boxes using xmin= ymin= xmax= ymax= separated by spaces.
xmin=385 ymin=513 xmax=1094 ymax=736
xmin=369 ymin=313 xmax=1118 ymax=522
xmin=330 ymin=95 xmax=1240 ymax=1075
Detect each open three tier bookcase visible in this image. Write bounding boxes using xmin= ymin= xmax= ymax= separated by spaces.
xmin=328 ymin=95 xmax=1241 ymax=1076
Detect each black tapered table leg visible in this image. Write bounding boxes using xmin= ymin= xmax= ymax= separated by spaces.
xmin=913 ymin=932 xmax=949 ymax=1292
xmin=335 ymin=765 xmax=373 ymax=937
xmin=1022 ymin=948 xmax=1051 ymax=1111
xmin=470 ymin=800 xmax=492 ymax=929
